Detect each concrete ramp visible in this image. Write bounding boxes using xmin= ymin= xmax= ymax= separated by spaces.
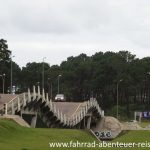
xmin=0 ymin=115 xmax=30 ymax=128
xmin=54 ymin=102 xmax=84 ymax=118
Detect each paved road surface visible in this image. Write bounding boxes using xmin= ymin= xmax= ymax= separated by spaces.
xmin=54 ymin=102 xmax=84 ymax=117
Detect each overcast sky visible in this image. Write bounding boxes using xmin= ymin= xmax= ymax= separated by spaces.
xmin=0 ymin=0 xmax=150 ymax=67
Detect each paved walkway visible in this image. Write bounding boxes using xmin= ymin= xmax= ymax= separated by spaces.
xmin=53 ymin=102 xmax=84 ymax=117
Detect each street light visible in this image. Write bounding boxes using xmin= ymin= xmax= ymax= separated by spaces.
xmin=11 ymin=55 xmax=15 ymax=94
xmin=0 ymin=73 xmax=5 ymax=94
xmin=58 ymin=75 xmax=62 ymax=94
xmin=116 ymin=79 xmax=123 ymax=119
xmin=42 ymin=57 xmax=46 ymax=90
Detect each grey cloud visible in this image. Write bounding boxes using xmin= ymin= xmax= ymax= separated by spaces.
xmin=0 ymin=0 xmax=150 ymax=67
xmin=1 ymin=0 xmax=116 ymax=34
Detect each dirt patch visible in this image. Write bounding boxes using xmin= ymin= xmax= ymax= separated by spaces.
xmin=122 ymin=122 xmax=142 ymax=130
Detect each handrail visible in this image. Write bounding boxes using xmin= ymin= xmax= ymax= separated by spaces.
xmin=0 ymin=86 xmax=104 ymax=127
xmin=7 ymin=95 xmax=19 ymax=105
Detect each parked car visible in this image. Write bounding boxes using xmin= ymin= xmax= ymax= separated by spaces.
xmin=54 ymin=94 xmax=65 ymax=102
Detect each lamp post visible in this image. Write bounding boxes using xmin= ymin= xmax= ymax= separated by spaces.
xmin=58 ymin=75 xmax=62 ymax=94
xmin=117 ymin=79 xmax=123 ymax=119
xmin=11 ymin=55 xmax=15 ymax=94
xmin=42 ymin=57 xmax=46 ymax=90
xmin=0 ymin=74 xmax=5 ymax=94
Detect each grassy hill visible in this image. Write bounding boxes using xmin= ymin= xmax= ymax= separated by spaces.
xmin=0 ymin=119 xmax=150 ymax=150
xmin=0 ymin=119 xmax=97 ymax=150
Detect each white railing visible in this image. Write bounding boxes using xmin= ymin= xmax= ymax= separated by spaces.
xmin=1 ymin=86 xmax=104 ymax=127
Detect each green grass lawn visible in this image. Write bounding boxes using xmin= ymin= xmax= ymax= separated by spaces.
xmin=1 ymin=119 xmax=150 ymax=150
xmin=0 ymin=119 xmax=97 ymax=150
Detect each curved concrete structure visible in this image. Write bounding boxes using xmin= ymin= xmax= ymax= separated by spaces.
xmin=0 ymin=86 xmax=104 ymax=130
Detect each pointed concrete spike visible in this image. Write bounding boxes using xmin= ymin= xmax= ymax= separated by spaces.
xmin=70 ymin=117 xmax=72 ymax=126
xmin=88 ymin=100 xmax=90 ymax=107
xmin=68 ymin=118 xmax=71 ymax=126
xmin=85 ymin=104 xmax=88 ymax=113
xmin=98 ymin=107 xmax=101 ymax=115
xmin=83 ymin=107 xmax=86 ymax=116
xmin=93 ymin=100 xmax=96 ymax=106
xmin=33 ymin=85 xmax=36 ymax=93
xmin=23 ymin=93 xmax=26 ymax=107
xmin=102 ymin=110 xmax=104 ymax=117
xmin=90 ymin=100 xmax=93 ymax=106
xmin=38 ymin=86 xmax=40 ymax=94
xmin=66 ymin=117 xmax=68 ymax=126
xmin=76 ymin=115 xmax=78 ymax=125
xmin=57 ymin=109 xmax=60 ymax=119
xmin=78 ymin=114 xmax=81 ymax=122
xmin=62 ymin=112 xmax=64 ymax=123
xmin=17 ymin=97 xmax=20 ymax=111
xmin=46 ymin=93 xmax=49 ymax=102
xmin=42 ymin=88 xmax=45 ymax=102
xmin=72 ymin=116 xmax=75 ymax=126
xmin=80 ymin=109 xmax=83 ymax=119
xmin=11 ymin=101 xmax=15 ymax=115
xmin=33 ymin=85 xmax=36 ymax=100
xmin=28 ymin=88 xmax=31 ymax=102
xmin=37 ymin=86 xmax=41 ymax=99
xmin=64 ymin=114 xmax=66 ymax=124
xmin=50 ymin=99 xmax=52 ymax=103
xmin=53 ymin=104 xmax=56 ymax=114
xmin=49 ymin=99 xmax=52 ymax=110
xmin=60 ymin=112 xmax=63 ymax=122
xmin=45 ymin=96 xmax=49 ymax=107
xmin=4 ymin=103 xmax=8 ymax=115
xmin=28 ymin=88 xmax=30 ymax=93
xmin=81 ymin=112 xmax=83 ymax=120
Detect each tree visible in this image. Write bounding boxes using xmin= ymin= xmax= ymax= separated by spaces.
xmin=21 ymin=62 xmax=50 ymax=91
xmin=2 ymin=45 xmax=150 ymax=119
xmin=0 ymin=39 xmax=12 ymax=93
xmin=0 ymin=39 xmax=11 ymax=62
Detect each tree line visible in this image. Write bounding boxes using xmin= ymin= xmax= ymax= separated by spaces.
xmin=1 ymin=39 xmax=150 ymax=118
